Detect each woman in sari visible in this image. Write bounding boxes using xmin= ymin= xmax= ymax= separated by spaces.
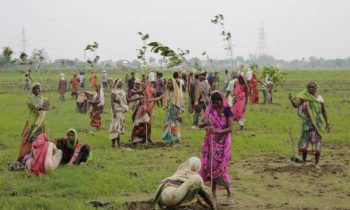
xmin=152 ymin=157 xmax=216 ymax=210
xmin=58 ymin=73 xmax=67 ymax=101
xmin=289 ymin=82 xmax=330 ymax=170
xmin=147 ymin=79 xmax=182 ymax=144
xmin=25 ymin=134 xmax=62 ymax=176
xmin=250 ymin=71 xmax=259 ymax=104
xmin=199 ymin=91 xmax=234 ymax=205
xmin=89 ymin=71 xmax=98 ymax=89
xmin=69 ymin=73 xmax=79 ymax=100
xmin=110 ymin=79 xmax=129 ymax=148
xmin=15 ymin=82 xmax=49 ymax=167
xmin=231 ymin=75 xmax=248 ymax=130
xmin=55 ymin=128 xmax=90 ymax=165
xmin=161 ymin=79 xmax=182 ymax=143
xmin=130 ymin=80 xmax=153 ymax=144
xmin=89 ymin=84 xmax=104 ymax=131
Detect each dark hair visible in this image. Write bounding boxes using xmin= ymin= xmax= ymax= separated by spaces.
xmin=173 ymin=71 xmax=179 ymax=79
xmin=211 ymin=92 xmax=222 ymax=101
xmin=194 ymin=74 xmax=199 ymax=79
xmin=238 ymin=75 xmax=245 ymax=84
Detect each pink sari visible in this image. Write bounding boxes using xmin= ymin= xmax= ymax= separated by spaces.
xmin=29 ymin=134 xmax=49 ymax=175
xmin=144 ymin=80 xmax=155 ymax=112
xmin=232 ymin=82 xmax=247 ymax=121
xmin=199 ymin=91 xmax=232 ymax=189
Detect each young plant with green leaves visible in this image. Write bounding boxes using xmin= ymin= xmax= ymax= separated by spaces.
xmin=148 ymin=42 xmax=191 ymax=69
xmin=261 ymin=66 xmax=286 ymax=85
xmin=211 ymin=13 xmax=234 ymax=69
xmin=84 ymin=41 xmax=99 ymax=68
xmin=136 ymin=32 xmax=150 ymax=67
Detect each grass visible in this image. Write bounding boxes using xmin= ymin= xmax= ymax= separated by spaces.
xmin=0 ymin=69 xmax=349 ymax=209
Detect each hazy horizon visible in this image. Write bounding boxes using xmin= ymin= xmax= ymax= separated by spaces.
xmin=1 ymin=0 xmax=350 ymax=61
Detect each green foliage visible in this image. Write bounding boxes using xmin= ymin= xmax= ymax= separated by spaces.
xmin=136 ymin=32 xmax=150 ymax=66
xmin=261 ymin=66 xmax=287 ymax=84
xmin=0 ymin=69 xmax=349 ymax=209
xmin=148 ymin=42 xmax=190 ymax=68
xmin=84 ymin=42 xmax=99 ymax=51
xmin=211 ymin=13 xmax=234 ymax=68
xmin=250 ymin=63 xmax=258 ymax=71
xmin=2 ymin=47 xmax=14 ymax=62
xmin=84 ymin=42 xmax=99 ymax=68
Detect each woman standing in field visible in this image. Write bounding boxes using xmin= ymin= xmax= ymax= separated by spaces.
xmin=147 ymin=79 xmax=182 ymax=144
xmin=250 ymin=71 xmax=259 ymax=104
xmin=110 ymin=79 xmax=129 ymax=148
xmin=69 ymin=74 xmax=79 ymax=100
xmin=129 ymin=79 xmax=152 ymax=144
xmin=161 ymin=79 xmax=182 ymax=143
xmin=231 ymin=75 xmax=248 ymax=130
xmin=89 ymin=71 xmax=98 ymax=89
xmin=89 ymin=84 xmax=104 ymax=131
xmin=15 ymin=82 xmax=49 ymax=167
xmin=199 ymin=91 xmax=234 ymax=205
xmin=58 ymin=73 xmax=67 ymax=101
xmin=289 ymin=82 xmax=330 ymax=170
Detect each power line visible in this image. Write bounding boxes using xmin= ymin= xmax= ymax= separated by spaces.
xmin=20 ymin=27 xmax=28 ymax=54
xmin=254 ymin=24 xmax=270 ymax=58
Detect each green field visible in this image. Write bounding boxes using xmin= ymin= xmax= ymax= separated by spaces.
xmin=0 ymin=69 xmax=349 ymax=209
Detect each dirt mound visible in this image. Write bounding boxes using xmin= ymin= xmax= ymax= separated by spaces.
xmin=263 ymin=164 xmax=343 ymax=174
xmin=126 ymin=200 xmax=224 ymax=210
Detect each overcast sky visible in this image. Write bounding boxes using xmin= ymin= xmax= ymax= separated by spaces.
xmin=1 ymin=0 xmax=349 ymax=61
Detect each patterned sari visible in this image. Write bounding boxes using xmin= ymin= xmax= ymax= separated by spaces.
xmin=162 ymin=79 xmax=181 ymax=143
xmin=18 ymin=82 xmax=47 ymax=164
xmin=200 ymin=91 xmax=232 ymax=189
xmin=296 ymin=90 xmax=324 ymax=155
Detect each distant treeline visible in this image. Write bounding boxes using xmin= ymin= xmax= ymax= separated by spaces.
xmin=1 ymin=54 xmax=350 ymax=70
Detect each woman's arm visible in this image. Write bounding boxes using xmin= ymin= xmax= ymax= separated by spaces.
xmin=321 ymin=103 xmax=330 ymax=132
xmin=209 ymin=115 xmax=233 ymax=135
xmin=244 ymin=86 xmax=248 ymax=111
xmin=127 ymin=96 xmax=142 ymax=103
xmin=198 ymin=188 xmax=217 ymax=210
xmin=111 ymin=92 xmax=116 ymax=118
xmin=288 ymin=93 xmax=303 ymax=108
xmin=146 ymin=93 xmax=164 ymax=103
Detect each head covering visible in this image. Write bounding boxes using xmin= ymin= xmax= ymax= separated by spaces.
xmin=66 ymin=128 xmax=78 ymax=150
xmin=114 ymin=78 xmax=122 ymax=89
xmin=30 ymin=134 xmax=50 ymax=175
xmin=30 ymin=82 xmax=42 ymax=94
xmin=206 ymin=91 xmax=230 ymax=112
xmin=60 ymin=73 xmax=65 ymax=80
xmin=103 ymin=70 xmax=106 ymax=73
xmin=162 ymin=79 xmax=181 ymax=108
xmin=164 ymin=157 xmax=201 ymax=182
xmin=296 ymin=82 xmax=323 ymax=133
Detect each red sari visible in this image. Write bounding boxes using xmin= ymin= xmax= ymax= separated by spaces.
xmin=250 ymin=72 xmax=259 ymax=104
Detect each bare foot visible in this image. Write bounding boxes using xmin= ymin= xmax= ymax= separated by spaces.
xmin=314 ymin=164 xmax=320 ymax=171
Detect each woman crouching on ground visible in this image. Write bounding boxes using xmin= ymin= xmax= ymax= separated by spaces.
xmin=55 ymin=128 xmax=90 ymax=165
xmin=152 ymin=157 xmax=216 ymax=210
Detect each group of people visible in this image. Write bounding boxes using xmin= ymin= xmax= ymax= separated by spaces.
xmin=16 ymin=68 xmax=331 ymax=209
xmin=11 ymin=82 xmax=91 ymax=176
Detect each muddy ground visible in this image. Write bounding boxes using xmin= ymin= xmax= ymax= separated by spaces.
xmin=125 ymin=140 xmax=350 ymax=210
